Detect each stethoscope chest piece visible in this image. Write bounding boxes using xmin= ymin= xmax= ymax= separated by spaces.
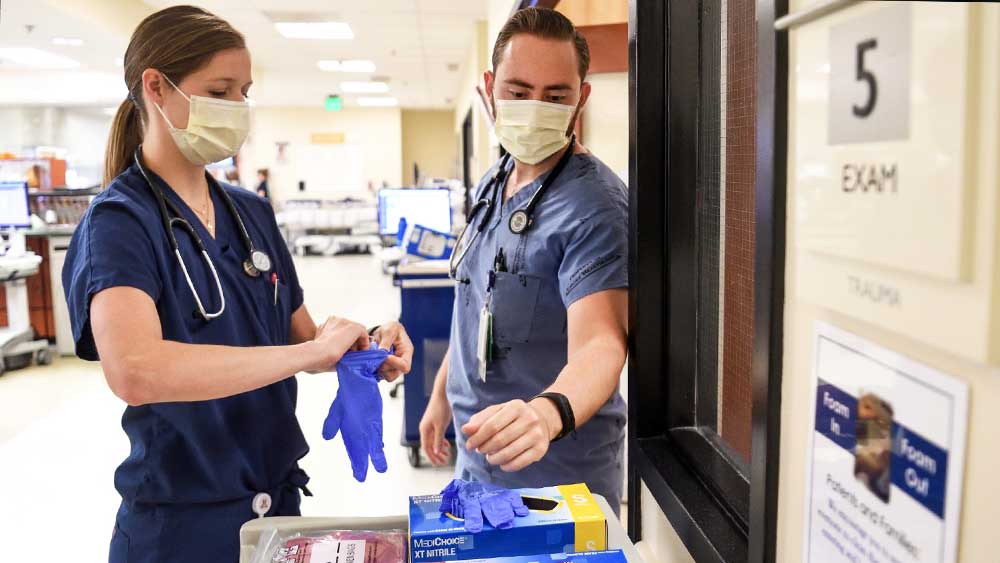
xmin=243 ymin=250 xmax=272 ymax=278
xmin=509 ymin=209 xmax=530 ymax=234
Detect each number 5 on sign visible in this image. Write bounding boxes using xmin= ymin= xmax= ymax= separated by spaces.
xmin=828 ymin=3 xmax=911 ymax=144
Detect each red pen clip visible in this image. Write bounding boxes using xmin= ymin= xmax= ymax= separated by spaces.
xmin=271 ymin=272 xmax=278 ymax=305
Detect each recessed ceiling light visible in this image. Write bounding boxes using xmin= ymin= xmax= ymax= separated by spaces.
xmin=275 ymin=21 xmax=353 ymax=40
xmin=341 ymin=59 xmax=375 ymax=73
xmin=357 ymin=97 xmax=398 ymax=107
xmin=317 ymin=59 xmax=376 ymax=73
xmin=341 ymin=81 xmax=388 ymax=94
xmin=52 ymin=37 xmax=84 ymax=47
xmin=0 ymin=47 xmax=80 ymax=69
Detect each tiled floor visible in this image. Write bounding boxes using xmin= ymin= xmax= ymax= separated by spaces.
xmin=0 ymin=254 xmax=454 ymax=560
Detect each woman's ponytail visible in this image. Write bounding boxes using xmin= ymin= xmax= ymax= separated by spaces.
xmin=103 ymin=97 xmax=143 ymax=187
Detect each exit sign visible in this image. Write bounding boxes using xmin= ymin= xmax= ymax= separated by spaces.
xmin=325 ymin=95 xmax=342 ymax=112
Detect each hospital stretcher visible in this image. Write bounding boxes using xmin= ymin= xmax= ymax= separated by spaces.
xmin=238 ymin=494 xmax=644 ymax=563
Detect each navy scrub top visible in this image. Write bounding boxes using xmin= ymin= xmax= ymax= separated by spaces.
xmin=63 ymin=162 xmax=308 ymax=507
xmin=447 ymin=152 xmax=629 ymax=508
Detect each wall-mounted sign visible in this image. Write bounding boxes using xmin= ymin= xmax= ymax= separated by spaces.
xmin=310 ymin=132 xmax=346 ymax=145
xmin=803 ymin=323 xmax=968 ymax=563
xmin=794 ymin=2 xmax=971 ymax=281
xmin=827 ymin=3 xmax=911 ymax=144
xmin=790 ymin=2 xmax=1000 ymax=363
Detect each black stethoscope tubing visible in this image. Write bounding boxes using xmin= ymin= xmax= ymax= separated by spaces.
xmin=133 ymin=147 xmax=272 ymax=320
xmin=449 ymin=135 xmax=577 ymax=282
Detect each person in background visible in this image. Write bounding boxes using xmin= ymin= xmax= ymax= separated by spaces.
xmin=63 ymin=6 xmax=412 ymax=562
xmin=224 ymin=167 xmax=241 ymax=187
xmin=419 ymin=8 xmax=629 ymax=511
xmin=257 ymin=167 xmax=270 ymax=199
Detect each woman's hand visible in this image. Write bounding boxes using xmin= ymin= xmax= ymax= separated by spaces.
xmin=419 ymin=391 xmax=454 ymax=466
xmin=307 ymin=316 xmax=370 ymax=373
xmin=370 ymin=321 xmax=413 ymax=382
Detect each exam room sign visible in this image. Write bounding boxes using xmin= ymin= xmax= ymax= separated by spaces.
xmin=802 ymin=323 xmax=968 ymax=563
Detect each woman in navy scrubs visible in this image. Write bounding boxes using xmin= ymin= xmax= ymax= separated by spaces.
xmin=62 ymin=7 xmax=412 ymax=562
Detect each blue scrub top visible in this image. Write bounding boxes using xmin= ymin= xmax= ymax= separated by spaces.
xmin=63 ymin=162 xmax=308 ymax=507
xmin=447 ymin=152 xmax=629 ymax=507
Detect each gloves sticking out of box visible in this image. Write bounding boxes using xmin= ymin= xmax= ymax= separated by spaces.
xmin=439 ymin=479 xmax=530 ymax=532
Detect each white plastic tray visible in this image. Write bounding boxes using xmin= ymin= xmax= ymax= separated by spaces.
xmin=239 ymin=495 xmax=643 ymax=563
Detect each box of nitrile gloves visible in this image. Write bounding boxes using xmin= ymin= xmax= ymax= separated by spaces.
xmin=448 ymin=549 xmax=628 ymax=563
xmin=408 ymin=483 xmax=607 ymax=562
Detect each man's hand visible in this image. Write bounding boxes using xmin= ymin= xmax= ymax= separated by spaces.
xmin=461 ymin=398 xmax=563 ymax=472
xmin=371 ymin=321 xmax=414 ymax=382
xmin=307 ymin=316 xmax=369 ymax=373
xmin=420 ymin=392 xmax=454 ymax=466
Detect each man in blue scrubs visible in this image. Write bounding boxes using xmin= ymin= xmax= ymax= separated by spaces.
xmin=420 ymin=8 xmax=629 ymax=510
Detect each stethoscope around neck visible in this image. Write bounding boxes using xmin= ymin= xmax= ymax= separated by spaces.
xmin=449 ymin=135 xmax=577 ymax=283
xmin=133 ymin=147 xmax=272 ymax=321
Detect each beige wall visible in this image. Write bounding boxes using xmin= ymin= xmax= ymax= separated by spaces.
xmin=238 ymin=106 xmax=402 ymax=203
xmin=583 ymin=72 xmax=629 ymax=180
xmin=453 ymin=19 xmax=496 ymax=185
xmin=401 ymin=109 xmax=457 ymax=185
xmin=776 ymin=3 xmax=1000 ymax=561
xmin=557 ymin=0 xmax=628 ymax=26
xmin=636 ymin=484 xmax=696 ymax=563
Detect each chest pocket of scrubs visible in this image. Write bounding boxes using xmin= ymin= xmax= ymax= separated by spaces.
xmin=491 ymin=271 xmax=541 ymax=348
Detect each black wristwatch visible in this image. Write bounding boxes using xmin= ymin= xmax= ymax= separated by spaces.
xmin=533 ymin=392 xmax=576 ymax=442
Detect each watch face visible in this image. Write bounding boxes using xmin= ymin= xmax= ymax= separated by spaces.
xmin=252 ymin=250 xmax=272 ymax=273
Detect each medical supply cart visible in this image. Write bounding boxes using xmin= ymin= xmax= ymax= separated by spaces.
xmin=393 ymin=260 xmax=456 ymax=467
xmin=238 ymin=494 xmax=644 ymax=563
xmin=0 ymin=245 xmax=51 ymax=375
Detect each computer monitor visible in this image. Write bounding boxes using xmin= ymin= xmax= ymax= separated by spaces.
xmin=378 ymin=188 xmax=452 ymax=236
xmin=0 ymin=181 xmax=30 ymax=229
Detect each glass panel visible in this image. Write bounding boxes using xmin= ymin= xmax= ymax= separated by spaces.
xmin=695 ymin=0 xmax=757 ymax=465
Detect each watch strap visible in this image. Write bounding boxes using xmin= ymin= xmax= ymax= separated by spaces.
xmin=534 ymin=392 xmax=576 ymax=442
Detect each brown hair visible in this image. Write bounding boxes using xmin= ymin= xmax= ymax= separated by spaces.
xmin=257 ymin=168 xmax=269 ymax=179
xmin=492 ymin=7 xmax=590 ymax=81
xmin=104 ymin=5 xmax=246 ymax=186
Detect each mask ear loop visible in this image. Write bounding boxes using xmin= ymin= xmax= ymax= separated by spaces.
xmin=150 ymin=71 xmax=191 ymax=131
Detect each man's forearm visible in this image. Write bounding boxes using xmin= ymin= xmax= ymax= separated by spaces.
xmin=533 ymin=336 xmax=626 ymax=436
xmin=431 ymin=348 xmax=451 ymax=400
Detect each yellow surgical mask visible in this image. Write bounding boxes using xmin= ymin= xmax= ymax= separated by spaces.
xmin=153 ymin=73 xmax=250 ymax=166
xmin=494 ymin=99 xmax=576 ymax=165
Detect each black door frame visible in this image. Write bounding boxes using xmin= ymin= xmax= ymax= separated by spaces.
xmin=626 ymin=0 xmax=789 ymax=561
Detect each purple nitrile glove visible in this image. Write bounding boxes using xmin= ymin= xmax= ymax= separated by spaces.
xmin=322 ymin=345 xmax=391 ymax=482
xmin=439 ymin=479 xmax=530 ymax=533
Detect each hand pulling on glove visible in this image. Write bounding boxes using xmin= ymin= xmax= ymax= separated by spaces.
xmin=439 ymin=479 xmax=530 ymax=533
xmin=323 ymin=344 xmax=391 ymax=482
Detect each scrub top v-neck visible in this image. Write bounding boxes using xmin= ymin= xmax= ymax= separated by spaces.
xmin=63 ymin=162 xmax=309 ymax=507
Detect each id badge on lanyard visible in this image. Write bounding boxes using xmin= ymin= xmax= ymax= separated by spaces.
xmin=477 ymin=249 xmax=508 ymax=382
xmin=477 ymin=263 xmax=502 ymax=382
xmin=476 ymin=300 xmax=492 ymax=382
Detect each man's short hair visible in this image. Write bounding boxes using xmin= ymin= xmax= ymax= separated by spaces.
xmin=492 ymin=7 xmax=590 ymax=81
